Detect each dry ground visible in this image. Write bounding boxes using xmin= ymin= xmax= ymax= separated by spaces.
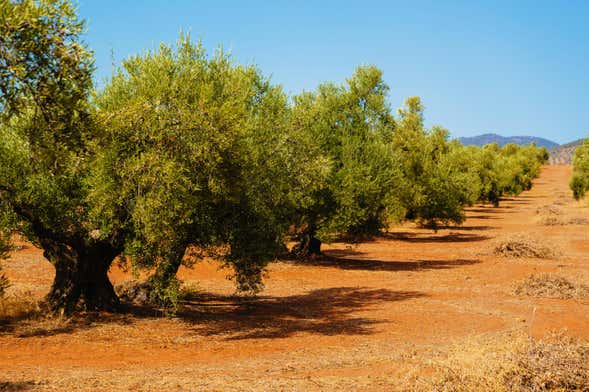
xmin=1 ymin=165 xmax=588 ymax=391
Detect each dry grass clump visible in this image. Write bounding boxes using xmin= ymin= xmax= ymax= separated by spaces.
xmin=567 ymin=216 xmax=589 ymax=225
xmin=534 ymin=203 xmax=589 ymax=226
xmin=537 ymin=214 xmax=589 ymax=226
xmin=552 ymin=198 xmax=568 ymax=205
xmin=0 ymin=291 xmax=40 ymax=321
xmin=0 ymin=291 xmax=75 ymax=338
xmin=514 ymin=274 xmax=589 ymax=299
xmin=0 ymin=291 xmax=89 ymax=337
xmin=535 ymin=204 xmax=564 ymax=216
xmin=535 ymin=204 xmax=565 ymax=226
xmin=492 ymin=234 xmax=560 ymax=259
xmin=428 ymin=331 xmax=589 ymax=391
xmin=537 ymin=214 xmax=566 ymax=226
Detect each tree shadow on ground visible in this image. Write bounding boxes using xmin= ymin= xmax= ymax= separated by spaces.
xmin=0 ymin=307 xmax=138 ymax=338
xmin=435 ymin=225 xmax=496 ymax=231
xmin=511 ymin=195 xmax=541 ymax=199
xmin=500 ymin=199 xmax=532 ymax=205
xmin=179 ymin=287 xmax=425 ymax=340
xmin=298 ymin=250 xmax=481 ymax=272
xmin=328 ymin=230 xmax=491 ymax=246
xmin=465 ymin=215 xmax=499 ymax=220
xmin=0 ymin=381 xmax=37 ymax=391
xmin=1 ymin=287 xmax=425 ymax=341
xmin=383 ymin=232 xmax=491 ymax=243
xmin=468 ymin=208 xmax=512 ymax=214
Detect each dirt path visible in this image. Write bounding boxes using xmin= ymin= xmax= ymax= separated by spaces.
xmin=1 ymin=165 xmax=588 ymax=391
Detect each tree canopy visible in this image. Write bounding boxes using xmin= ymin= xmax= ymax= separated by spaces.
xmin=92 ymin=36 xmax=325 ymax=300
xmin=289 ymin=66 xmax=400 ymax=254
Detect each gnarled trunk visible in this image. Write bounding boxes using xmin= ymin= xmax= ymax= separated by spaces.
xmin=292 ymin=225 xmax=321 ymax=257
xmin=42 ymin=241 xmax=119 ymax=313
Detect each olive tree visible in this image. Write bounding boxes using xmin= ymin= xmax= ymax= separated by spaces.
xmin=290 ymin=66 xmax=401 ymax=255
xmin=92 ymin=36 xmax=325 ymax=299
xmin=0 ymin=0 xmax=125 ymax=312
xmin=393 ymin=97 xmax=479 ymax=229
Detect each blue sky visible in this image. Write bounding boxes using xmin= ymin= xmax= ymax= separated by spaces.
xmin=78 ymin=0 xmax=589 ymax=143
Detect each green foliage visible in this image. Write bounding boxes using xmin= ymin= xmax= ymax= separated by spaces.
xmin=0 ymin=0 xmax=551 ymax=310
xmin=0 ymin=0 xmax=100 ymax=245
xmin=465 ymin=142 xmax=547 ymax=206
xmin=0 ymin=0 xmax=125 ymax=313
xmin=147 ymin=275 xmax=181 ymax=315
xmin=93 ymin=35 xmax=323 ymax=300
xmin=497 ymin=143 xmax=546 ymax=195
xmin=393 ymin=97 xmax=479 ymax=229
xmin=0 ymin=231 xmax=9 ymax=298
xmin=290 ymin=66 xmax=400 ymax=244
xmin=571 ymin=138 xmax=589 ymax=200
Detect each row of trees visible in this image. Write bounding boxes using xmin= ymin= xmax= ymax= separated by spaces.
xmin=0 ymin=0 xmax=547 ymax=311
xmin=570 ymin=139 xmax=589 ymax=199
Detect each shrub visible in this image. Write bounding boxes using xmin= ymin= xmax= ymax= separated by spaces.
xmin=461 ymin=143 xmax=547 ymax=208
xmin=0 ymin=291 xmax=39 ymax=321
xmin=570 ymin=175 xmax=587 ymax=200
xmin=571 ymin=138 xmax=589 ymax=200
xmin=394 ymin=100 xmax=480 ymax=229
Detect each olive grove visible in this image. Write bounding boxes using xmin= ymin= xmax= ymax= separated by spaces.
xmin=0 ymin=0 xmax=548 ymax=312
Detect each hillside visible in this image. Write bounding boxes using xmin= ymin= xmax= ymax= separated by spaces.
xmin=549 ymin=138 xmax=585 ymax=164
xmin=458 ymin=133 xmax=559 ymax=149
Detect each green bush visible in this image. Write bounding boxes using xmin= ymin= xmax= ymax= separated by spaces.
xmin=571 ymin=138 xmax=589 ymax=200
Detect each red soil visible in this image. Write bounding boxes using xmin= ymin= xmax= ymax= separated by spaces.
xmin=1 ymin=165 xmax=588 ymax=390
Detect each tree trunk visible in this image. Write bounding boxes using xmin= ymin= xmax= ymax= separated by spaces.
xmin=292 ymin=230 xmax=322 ymax=257
xmin=43 ymin=241 xmax=119 ymax=314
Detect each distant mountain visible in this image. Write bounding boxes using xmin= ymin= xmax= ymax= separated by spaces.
xmin=458 ymin=133 xmax=559 ymax=149
xmin=549 ymin=139 xmax=585 ymax=165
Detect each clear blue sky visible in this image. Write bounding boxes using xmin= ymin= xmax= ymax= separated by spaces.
xmin=78 ymin=0 xmax=589 ymax=144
